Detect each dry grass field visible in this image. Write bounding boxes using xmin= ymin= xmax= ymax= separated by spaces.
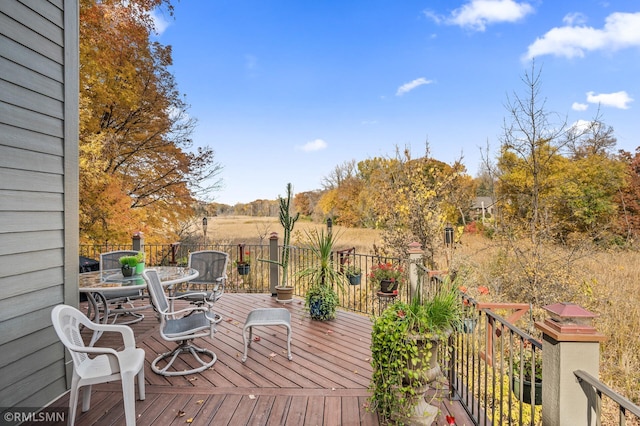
xmin=209 ymin=215 xmax=384 ymax=253
xmin=213 ymin=215 xmax=640 ymax=415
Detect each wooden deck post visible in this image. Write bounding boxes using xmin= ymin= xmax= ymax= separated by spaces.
xmin=269 ymin=232 xmax=279 ymax=296
xmin=535 ymin=303 xmax=606 ymax=426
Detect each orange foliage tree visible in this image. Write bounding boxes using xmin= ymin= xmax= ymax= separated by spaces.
xmin=79 ymin=0 xmax=222 ymax=244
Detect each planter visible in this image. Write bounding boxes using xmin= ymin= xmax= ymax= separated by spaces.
xmin=275 ymin=286 xmax=294 ymax=304
xmin=347 ymin=273 xmax=361 ymax=285
xmin=512 ymin=376 xmax=542 ymax=405
xmin=237 ymin=264 xmax=250 ymax=275
xmin=135 ymin=262 xmax=145 ymax=275
xmin=463 ymin=318 xmax=477 ymax=333
xmin=379 ymin=279 xmax=398 ymax=293
xmin=121 ymin=265 xmax=134 ymax=277
xmin=394 ymin=334 xmax=443 ymax=425
xmin=309 ymin=299 xmax=335 ymax=321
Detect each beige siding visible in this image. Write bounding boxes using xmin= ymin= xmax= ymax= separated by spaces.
xmin=0 ymin=0 xmax=78 ymax=411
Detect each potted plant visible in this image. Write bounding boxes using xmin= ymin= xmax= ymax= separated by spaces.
xmin=344 ymin=264 xmax=362 ymax=285
xmin=296 ymin=229 xmax=346 ymax=321
xmin=135 ymin=252 xmax=145 ymax=275
xmin=119 ymin=255 xmax=138 ymax=277
xmin=512 ymin=347 xmax=542 ymax=405
xmin=259 ymin=183 xmax=299 ymax=302
xmin=368 ymin=278 xmax=463 ymax=424
xmin=235 ymin=244 xmax=251 ymax=275
xmin=369 ymin=262 xmax=404 ymax=293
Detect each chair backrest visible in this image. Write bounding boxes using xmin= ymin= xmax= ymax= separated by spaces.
xmin=142 ymin=269 xmax=169 ymax=314
xmin=51 ymin=305 xmax=92 ymax=367
xmin=188 ymin=250 xmax=229 ymax=284
xmin=100 ymin=250 xmax=140 ymax=273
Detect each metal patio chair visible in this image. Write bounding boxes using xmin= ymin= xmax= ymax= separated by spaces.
xmin=142 ymin=269 xmax=221 ymax=376
xmin=169 ymin=250 xmax=228 ymax=311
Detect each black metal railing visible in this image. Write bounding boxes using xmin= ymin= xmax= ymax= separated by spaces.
xmin=574 ymin=370 xmax=640 ymax=425
xmin=79 ymin=242 xmax=404 ymax=316
xmin=448 ymin=296 xmax=543 ymax=426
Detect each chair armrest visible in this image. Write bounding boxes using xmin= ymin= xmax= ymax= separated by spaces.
xmin=83 ymin=322 xmax=137 ymax=348
xmin=164 ymin=305 xmax=208 ymax=318
xmin=169 ymin=292 xmax=209 ymax=300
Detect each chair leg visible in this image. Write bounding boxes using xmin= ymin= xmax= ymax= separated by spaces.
xmin=81 ymin=384 xmax=92 ymax=412
xmin=137 ymin=369 xmax=145 ymax=400
xmin=121 ymin=372 xmax=137 ymax=426
xmin=68 ymin=376 xmax=80 ymax=426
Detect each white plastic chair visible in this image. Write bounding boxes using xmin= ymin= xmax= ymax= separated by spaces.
xmin=51 ymin=305 xmax=145 ymax=426
xmin=142 ymin=269 xmax=221 ymax=376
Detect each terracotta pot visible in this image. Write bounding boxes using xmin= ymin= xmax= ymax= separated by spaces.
xmin=275 ymin=286 xmax=294 ymax=303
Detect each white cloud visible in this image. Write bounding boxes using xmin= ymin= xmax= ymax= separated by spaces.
xmin=396 ymin=78 xmax=432 ymax=96
xmin=525 ymin=12 xmax=640 ymax=59
xmin=570 ymin=119 xmax=593 ymax=133
xmin=299 ymin=139 xmax=328 ymax=152
xmin=572 ymin=102 xmax=589 ymax=111
xmin=429 ymin=0 xmax=534 ymax=32
xmin=150 ymin=9 xmax=171 ymax=35
xmin=586 ymin=90 xmax=633 ymax=109
xmin=563 ymin=12 xmax=587 ymax=26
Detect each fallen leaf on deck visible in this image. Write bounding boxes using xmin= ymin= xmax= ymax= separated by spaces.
xmin=187 ymin=377 xmax=197 ymax=382
xmin=253 ymin=336 xmax=261 ymax=342
xmin=177 ymin=410 xmax=186 ymax=417
xmin=225 ymin=318 xmax=233 ymax=322
xmin=326 ymin=330 xmax=333 ymax=334
xmin=269 ymin=352 xmax=277 ymax=358
xmin=196 ymin=400 xmax=204 ymax=405
xmin=249 ymin=395 xmax=256 ymax=399
xmin=186 ymin=418 xmax=193 ymax=423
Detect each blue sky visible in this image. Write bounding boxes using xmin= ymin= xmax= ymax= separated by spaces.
xmin=152 ymin=0 xmax=639 ymax=205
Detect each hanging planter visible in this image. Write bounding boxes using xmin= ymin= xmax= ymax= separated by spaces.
xmin=237 ymin=263 xmax=250 ymax=275
xmin=347 ymin=273 xmax=362 ymax=285
xmin=512 ymin=376 xmax=542 ymax=405
xmin=344 ymin=265 xmax=362 ymax=285
xmin=235 ymin=243 xmax=251 ymax=276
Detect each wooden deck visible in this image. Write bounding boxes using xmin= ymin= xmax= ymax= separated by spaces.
xmin=44 ymin=294 xmax=474 ymax=425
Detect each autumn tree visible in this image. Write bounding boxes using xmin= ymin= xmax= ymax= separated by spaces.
xmin=79 ymin=0 xmax=222 ymax=244
xmin=616 ymin=148 xmax=640 ymax=242
xmin=380 ymin=147 xmax=473 ymax=266
xmin=491 ymin=63 xmax=624 ymax=306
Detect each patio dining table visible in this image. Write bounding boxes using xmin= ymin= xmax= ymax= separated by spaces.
xmin=79 ymin=266 xmax=199 ymax=345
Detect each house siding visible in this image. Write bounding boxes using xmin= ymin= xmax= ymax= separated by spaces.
xmin=0 ymin=0 xmax=78 ymax=411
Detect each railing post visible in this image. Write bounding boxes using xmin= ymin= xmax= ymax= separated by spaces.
xmin=535 ymin=303 xmax=606 ymax=426
xmin=269 ymin=232 xmax=279 ymax=296
xmin=132 ymin=232 xmax=144 ymax=252
xmin=407 ymin=241 xmax=422 ymax=301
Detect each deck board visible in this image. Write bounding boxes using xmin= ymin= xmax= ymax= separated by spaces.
xmin=37 ymin=293 xmax=474 ymax=425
